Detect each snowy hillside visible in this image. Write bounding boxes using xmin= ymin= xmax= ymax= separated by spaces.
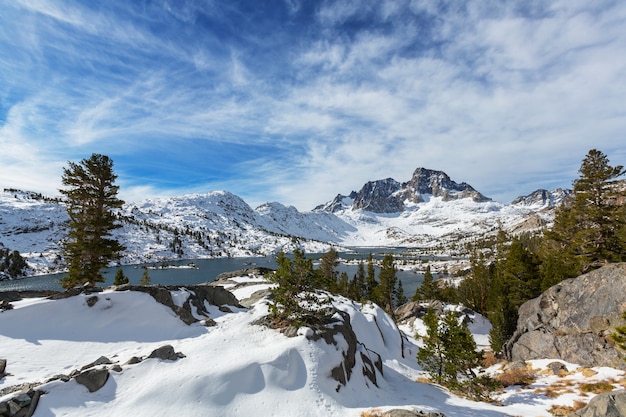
xmin=1 ymin=276 xmax=622 ymax=416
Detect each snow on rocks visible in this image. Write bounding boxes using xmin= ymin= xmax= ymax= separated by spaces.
xmin=0 ymin=276 xmax=624 ymax=416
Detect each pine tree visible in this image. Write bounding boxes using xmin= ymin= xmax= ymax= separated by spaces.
xmin=113 ymin=268 xmax=129 ymax=286
xmin=417 ymin=309 xmax=483 ymax=387
xmin=353 ymin=260 xmax=366 ymax=301
xmin=318 ymin=248 xmax=339 ymax=292
xmin=456 ymin=252 xmax=494 ymax=316
xmin=414 ymin=265 xmax=438 ymax=301
xmin=374 ymin=253 xmax=397 ymax=314
xmin=395 ymin=280 xmax=407 ymax=306
xmin=337 ymin=271 xmax=349 ymax=296
xmin=365 ymin=253 xmax=377 ymax=300
xmin=416 ymin=308 xmax=447 ymax=384
xmin=268 ymin=249 xmax=327 ymax=326
xmin=140 ymin=267 xmax=151 ymax=286
xmin=488 ymin=295 xmax=518 ymax=354
xmin=60 ymin=154 xmax=125 ymax=289
xmin=547 ymin=149 xmax=626 ymax=275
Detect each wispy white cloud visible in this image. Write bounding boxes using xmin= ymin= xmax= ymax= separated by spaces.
xmin=1 ymin=0 xmax=625 ymax=209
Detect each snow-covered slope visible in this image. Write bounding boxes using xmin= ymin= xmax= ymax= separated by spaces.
xmin=1 ymin=277 xmax=622 ymax=416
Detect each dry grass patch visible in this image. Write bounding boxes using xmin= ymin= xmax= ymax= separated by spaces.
xmin=416 ymin=376 xmax=431 ymax=384
xmin=548 ymin=400 xmax=587 ymax=416
xmin=497 ymin=367 xmax=537 ymax=387
xmin=481 ymin=351 xmax=500 ymax=368
xmin=580 ymin=368 xmax=598 ymax=378
xmin=579 ymin=380 xmax=616 ymax=394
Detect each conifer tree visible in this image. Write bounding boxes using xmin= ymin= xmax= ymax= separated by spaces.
xmin=414 ymin=265 xmax=439 ymax=301
xmin=365 ymin=253 xmax=377 ymax=300
xmin=113 ymin=268 xmax=129 ymax=286
xmin=488 ymin=295 xmax=518 ymax=354
xmin=268 ymin=249 xmax=327 ymax=326
xmin=546 ymin=149 xmax=626 ymax=275
xmin=140 ymin=267 xmax=151 ymax=286
xmin=395 ymin=280 xmax=407 ymax=306
xmin=374 ymin=253 xmax=397 ymax=314
xmin=416 ymin=308 xmax=447 ymax=384
xmin=353 ymin=260 xmax=366 ymax=301
xmin=318 ymin=248 xmax=339 ymax=292
xmin=417 ymin=309 xmax=483 ymax=387
xmin=59 ymin=154 xmax=125 ymax=289
xmin=337 ymin=271 xmax=349 ymax=296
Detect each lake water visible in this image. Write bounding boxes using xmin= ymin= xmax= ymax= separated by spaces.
xmin=0 ymin=248 xmax=438 ymax=298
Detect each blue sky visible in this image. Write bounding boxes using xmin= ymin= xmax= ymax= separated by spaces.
xmin=1 ymin=0 xmax=625 ymax=210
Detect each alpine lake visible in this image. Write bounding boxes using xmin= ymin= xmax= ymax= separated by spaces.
xmin=0 ymin=248 xmax=456 ymax=298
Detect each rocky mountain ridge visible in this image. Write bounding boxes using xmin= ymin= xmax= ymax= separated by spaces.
xmin=315 ymin=167 xmax=490 ymax=214
xmin=0 ymin=167 xmax=570 ymax=276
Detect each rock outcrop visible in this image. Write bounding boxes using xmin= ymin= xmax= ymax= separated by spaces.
xmin=568 ymin=389 xmax=626 ymax=417
xmin=505 ymin=263 xmax=626 ymax=369
xmin=308 ymin=308 xmax=384 ymax=391
xmin=116 ymin=284 xmax=242 ymax=325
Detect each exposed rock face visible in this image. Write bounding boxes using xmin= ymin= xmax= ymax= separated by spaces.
xmin=401 ymin=168 xmax=489 ymax=204
xmin=568 ymin=389 xmax=626 ymax=417
xmin=510 ymin=188 xmax=572 ymax=207
xmin=352 ymin=178 xmax=404 ymax=213
xmin=308 ymin=308 xmax=383 ymax=391
xmin=74 ymin=369 xmax=109 ymax=393
xmin=214 ymin=267 xmax=273 ymax=281
xmin=120 ymin=285 xmax=242 ymax=325
xmin=318 ymin=167 xmax=490 ymax=214
xmin=147 ymin=345 xmax=185 ymax=361
xmin=505 ymin=263 xmax=626 ymax=369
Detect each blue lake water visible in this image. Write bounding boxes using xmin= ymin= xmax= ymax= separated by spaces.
xmin=0 ymin=248 xmax=441 ymax=298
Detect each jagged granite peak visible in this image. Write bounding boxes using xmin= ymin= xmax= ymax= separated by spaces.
xmin=401 ymin=167 xmax=490 ymax=204
xmin=352 ymin=178 xmax=404 ymax=213
xmin=317 ymin=167 xmax=490 ymax=214
xmin=510 ymin=188 xmax=572 ymax=207
xmin=313 ymin=192 xmax=357 ymax=213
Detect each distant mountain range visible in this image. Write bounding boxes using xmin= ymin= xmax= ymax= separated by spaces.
xmin=0 ymin=168 xmax=571 ymax=276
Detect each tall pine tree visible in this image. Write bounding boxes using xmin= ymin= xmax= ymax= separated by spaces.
xmin=60 ymin=154 xmax=125 ymax=289
xmin=374 ymin=253 xmax=398 ymax=314
xmin=546 ymin=149 xmax=626 ymax=275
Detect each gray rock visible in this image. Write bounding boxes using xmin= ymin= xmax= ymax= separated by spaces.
xmin=0 ymin=358 xmax=6 ymax=377
xmin=125 ymin=356 xmax=142 ymax=365
xmin=81 ymin=356 xmax=112 ymax=371
xmin=240 ymin=288 xmax=272 ymax=308
xmin=547 ymin=361 xmax=568 ymax=375
xmin=214 ymin=267 xmax=273 ymax=281
xmin=119 ymin=285 xmax=242 ymax=325
xmin=85 ymin=295 xmax=99 ymax=307
xmin=74 ymin=368 xmax=109 ymax=393
xmin=25 ymin=390 xmax=41 ymax=417
xmin=308 ymin=309 xmax=383 ymax=391
xmin=568 ymin=389 xmax=626 ymax=417
xmin=147 ymin=345 xmax=184 ymax=361
xmin=505 ymin=263 xmax=626 ymax=369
